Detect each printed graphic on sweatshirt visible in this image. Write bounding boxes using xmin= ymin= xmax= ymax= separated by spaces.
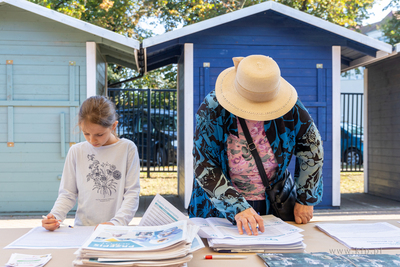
xmin=86 ymin=154 xmax=121 ymax=198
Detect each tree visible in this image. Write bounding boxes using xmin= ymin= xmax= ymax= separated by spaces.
xmin=380 ymin=1 xmax=400 ymax=45
xmin=108 ymin=65 xmax=177 ymax=90
xmin=137 ymin=0 xmax=376 ymax=91
xmin=28 ymin=1 xmax=177 ymax=89
xmin=28 ymin=0 xmax=141 ymax=37
xmin=141 ymin=0 xmax=376 ymax=31
xmin=29 ymin=0 xmax=378 ymax=90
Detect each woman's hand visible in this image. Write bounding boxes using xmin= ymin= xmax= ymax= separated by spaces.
xmin=95 ymin=221 xmax=114 ymax=230
xmin=294 ymin=203 xmax=313 ymax=224
xmin=42 ymin=214 xmax=60 ymax=231
xmin=234 ymin=208 xmax=265 ymax=235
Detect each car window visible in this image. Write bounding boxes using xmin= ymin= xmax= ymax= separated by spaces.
xmin=138 ymin=115 xmax=153 ymax=133
xmin=342 ymin=124 xmax=363 ymax=135
xmin=351 ymin=125 xmax=363 ymax=135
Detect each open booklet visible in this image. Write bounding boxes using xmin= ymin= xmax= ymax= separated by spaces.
xmin=191 ymin=215 xmax=305 ymax=253
xmin=190 ymin=215 xmax=303 ymax=240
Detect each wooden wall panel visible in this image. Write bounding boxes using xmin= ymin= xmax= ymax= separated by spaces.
xmin=0 ymin=5 xmax=87 ymax=213
xmin=183 ymin=11 xmax=333 ymax=207
xmin=367 ymin=55 xmax=400 ymax=202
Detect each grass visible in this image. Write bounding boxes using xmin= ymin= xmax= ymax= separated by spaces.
xmin=139 ymin=171 xmax=364 ymax=195
xmin=140 ymin=172 xmax=177 ymax=196
xmin=340 ymin=172 xmax=364 ymax=193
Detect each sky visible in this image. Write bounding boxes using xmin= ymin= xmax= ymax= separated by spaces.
xmin=363 ymin=0 xmax=394 ymax=25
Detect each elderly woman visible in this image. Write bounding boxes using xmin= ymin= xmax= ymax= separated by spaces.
xmin=188 ymin=55 xmax=323 ymax=236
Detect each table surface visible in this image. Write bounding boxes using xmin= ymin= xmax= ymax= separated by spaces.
xmin=2 ymin=219 xmax=400 ymax=267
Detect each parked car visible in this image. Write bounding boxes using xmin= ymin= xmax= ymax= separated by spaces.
xmin=341 ymin=123 xmax=363 ymax=165
xmin=117 ymin=108 xmax=177 ymax=166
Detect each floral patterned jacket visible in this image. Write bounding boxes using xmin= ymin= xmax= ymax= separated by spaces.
xmin=188 ymin=91 xmax=324 ymax=223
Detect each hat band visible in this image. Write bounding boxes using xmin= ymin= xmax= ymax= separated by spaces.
xmin=234 ymin=78 xmax=280 ymax=103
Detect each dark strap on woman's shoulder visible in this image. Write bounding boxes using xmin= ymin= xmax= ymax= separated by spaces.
xmin=238 ymin=117 xmax=270 ymax=188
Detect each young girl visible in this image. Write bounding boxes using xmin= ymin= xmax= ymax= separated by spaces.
xmin=42 ymin=96 xmax=140 ymax=230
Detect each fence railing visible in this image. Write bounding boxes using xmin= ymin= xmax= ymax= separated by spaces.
xmin=108 ymin=89 xmax=177 ymax=177
xmin=109 ymin=90 xmax=363 ymax=173
xmin=341 ymin=93 xmax=364 ymax=172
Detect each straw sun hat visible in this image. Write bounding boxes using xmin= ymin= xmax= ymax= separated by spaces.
xmin=215 ymin=55 xmax=298 ymax=121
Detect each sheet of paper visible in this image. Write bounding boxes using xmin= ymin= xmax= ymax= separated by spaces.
xmin=139 ymin=194 xmax=190 ymax=226
xmin=5 ymin=253 xmax=52 ymax=267
xmin=208 ymin=233 xmax=304 ymax=245
xmin=316 ymin=222 xmax=400 ymax=249
xmin=138 ymin=194 xmax=205 ymax=252
xmin=5 ymin=226 xmax=94 ymax=249
xmin=189 ymin=218 xmax=220 ymax=238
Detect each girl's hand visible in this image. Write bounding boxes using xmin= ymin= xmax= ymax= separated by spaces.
xmin=42 ymin=214 xmax=60 ymax=231
xmin=95 ymin=221 xmax=114 ymax=230
xmin=234 ymin=208 xmax=265 ymax=235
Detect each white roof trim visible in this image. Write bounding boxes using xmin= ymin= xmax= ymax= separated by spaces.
xmin=1 ymin=0 xmax=140 ymax=50
xmin=142 ymin=1 xmax=392 ymax=54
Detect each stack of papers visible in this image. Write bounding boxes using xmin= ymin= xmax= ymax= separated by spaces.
xmin=316 ymin=222 xmax=400 ymax=249
xmin=191 ymin=215 xmax=305 ymax=253
xmin=73 ymin=220 xmax=201 ymax=267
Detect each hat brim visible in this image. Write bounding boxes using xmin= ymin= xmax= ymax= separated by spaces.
xmin=215 ymin=66 xmax=298 ymax=121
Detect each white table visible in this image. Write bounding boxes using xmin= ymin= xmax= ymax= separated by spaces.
xmin=2 ymin=219 xmax=400 ymax=267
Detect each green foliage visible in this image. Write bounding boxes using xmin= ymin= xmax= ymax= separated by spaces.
xmin=111 ymin=88 xmax=177 ymax=115
xmin=108 ymin=65 xmax=177 ymax=110
xmin=28 ymin=0 xmax=379 ymax=92
xmin=384 ymin=0 xmax=400 ymax=11
xmin=369 ymin=0 xmax=400 ymax=46
xmin=28 ymin=0 xmax=176 ymax=90
xmin=282 ymin=0 xmax=374 ymax=27
xmin=28 ymin=0 xmax=142 ymax=37
xmin=108 ymin=65 xmax=177 ymax=90
xmin=380 ymin=15 xmax=400 ymax=45
xmin=380 ymin=8 xmax=400 ymax=45
xmin=140 ymin=0 xmax=375 ymax=30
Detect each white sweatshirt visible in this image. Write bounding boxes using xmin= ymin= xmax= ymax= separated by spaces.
xmin=50 ymin=138 xmax=140 ymax=226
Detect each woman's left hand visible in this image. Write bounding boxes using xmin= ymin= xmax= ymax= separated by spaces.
xmin=234 ymin=208 xmax=265 ymax=235
xmin=294 ymin=203 xmax=313 ymax=224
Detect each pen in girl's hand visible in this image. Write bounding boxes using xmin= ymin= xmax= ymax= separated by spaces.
xmin=42 ymin=215 xmax=73 ymax=228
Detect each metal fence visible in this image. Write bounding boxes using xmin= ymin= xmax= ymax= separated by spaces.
xmin=109 ymin=90 xmax=363 ymax=173
xmin=341 ymin=93 xmax=364 ymax=172
xmin=108 ymin=89 xmax=178 ymax=177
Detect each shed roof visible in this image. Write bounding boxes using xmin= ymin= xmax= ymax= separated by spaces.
xmin=143 ymin=1 xmax=393 ymax=72
xmin=363 ymin=44 xmax=400 ymax=68
xmin=0 ymin=0 xmax=140 ymax=70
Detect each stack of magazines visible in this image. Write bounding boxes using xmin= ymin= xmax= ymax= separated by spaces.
xmin=73 ymin=220 xmax=203 ymax=267
xmin=191 ymin=215 xmax=305 ymax=253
